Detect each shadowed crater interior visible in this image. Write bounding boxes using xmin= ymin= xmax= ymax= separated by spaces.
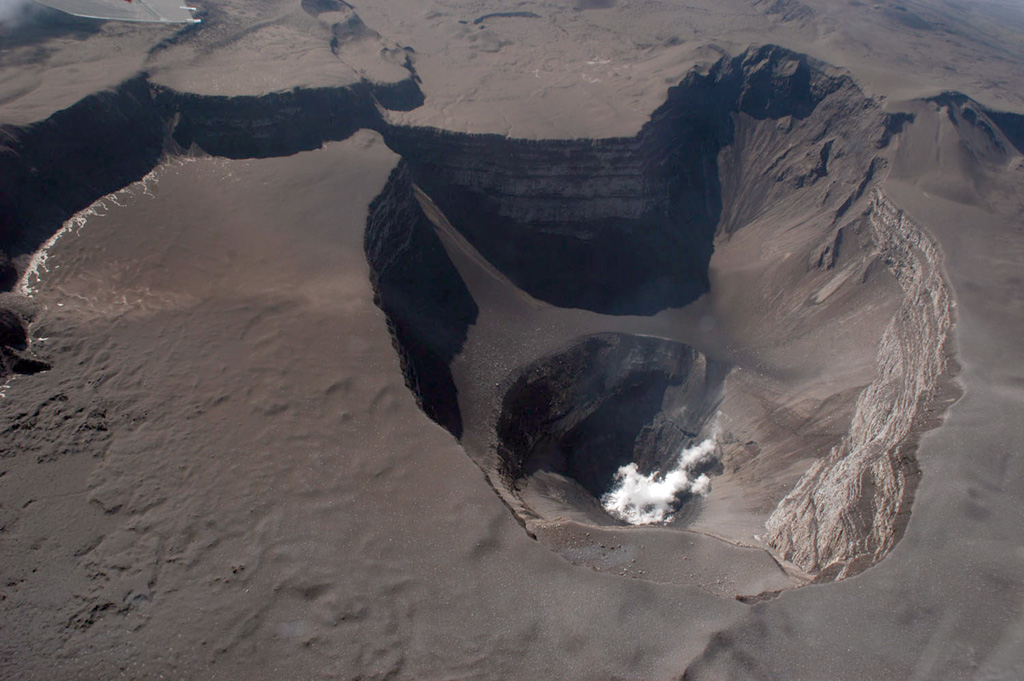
xmin=495 ymin=334 xmax=726 ymax=524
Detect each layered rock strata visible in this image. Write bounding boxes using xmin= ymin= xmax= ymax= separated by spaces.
xmin=383 ymin=45 xmax=886 ymax=316
xmin=159 ymin=80 xmax=422 ymax=159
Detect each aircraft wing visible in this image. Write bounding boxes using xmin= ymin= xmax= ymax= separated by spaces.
xmin=33 ymin=0 xmax=200 ymax=23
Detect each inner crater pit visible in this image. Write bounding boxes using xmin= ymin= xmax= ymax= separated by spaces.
xmin=495 ymin=333 xmax=726 ymax=527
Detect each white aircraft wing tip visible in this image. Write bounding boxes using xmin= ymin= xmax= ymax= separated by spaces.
xmin=33 ymin=0 xmax=200 ymax=24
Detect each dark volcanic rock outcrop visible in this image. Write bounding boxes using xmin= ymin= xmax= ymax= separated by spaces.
xmin=0 ymin=73 xmax=424 ymax=263
xmin=496 ymin=334 xmax=724 ymax=517
xmin=986 ymin=109 xmax=1024 ymax=154
xmin=0 ymin=301 xmax=49 ymax=377
xmin=364 ymin=163 xmax=478 ymax=437
xmin=159 ymin=80 xmax=423 ymax=159
xmin=0 ymin=76 xmax=163 ymax=256
xmin=0 ymin=307 xmax=26 ymax=349
xmin=300 ymin=0 xmax=351 ymax=18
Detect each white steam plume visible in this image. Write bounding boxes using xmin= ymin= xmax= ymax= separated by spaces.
xmin=602 ymin=436 xmax=717 ymax=525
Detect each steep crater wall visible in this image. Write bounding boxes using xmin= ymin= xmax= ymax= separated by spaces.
xmin=381 ymin=45 xmax=872 ymax=316
xmin=0 ymin=76 xmax=164 ymax=260
xmin=0 ymin=75 xmax=424 ymax=258
xmin=381 ymin=127 xmax=718 ymax=315
xmin=364 ymin=162 xmax=478 ymax=438
xmin=158 ymin=79 xmax=422 ymax=159
xmin=495 ymin=333 xmax=725 ymax=524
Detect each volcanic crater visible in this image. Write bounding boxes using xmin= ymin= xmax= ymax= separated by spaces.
xmin=1 ymin=43 xmax=984 ymax=597
xmin=364 ymin=46 xmax=963 ymax=588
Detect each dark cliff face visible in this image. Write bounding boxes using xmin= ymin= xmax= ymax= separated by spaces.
xmin=160 ymin=86 xmax=380 ymax=159
xmin=0 ymin=76 xmax=164 ymax=255
xmin=986 ymin=109 xmax=1024 ymax=155
xmin=364 ymin=163 xmax=478 ymax=438
xmin=0 ymin=75 xmax=424 ymax=255
xmin=379 ymin=46 xmax=867 ymax=317
xmin=495 ymin=333 xmax=723 ymax=509
xmin=158 ymin=79 xmax=423 ymax=160
xmin=381 ymin=124 xmax=719 ymax=316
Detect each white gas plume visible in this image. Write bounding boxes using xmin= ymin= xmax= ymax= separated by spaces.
xmin=602 ymin=436 xmax=717 ymax=525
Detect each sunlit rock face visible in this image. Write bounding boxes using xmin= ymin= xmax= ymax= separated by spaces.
xmin=764 ymin=190 xmax=956 ymax=580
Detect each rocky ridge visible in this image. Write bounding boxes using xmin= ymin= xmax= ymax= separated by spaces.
xmin=764 ymin=189 xmax=958 ymax=578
